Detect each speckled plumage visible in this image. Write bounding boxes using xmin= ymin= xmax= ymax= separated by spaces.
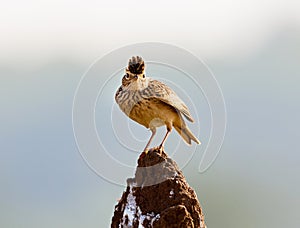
xmin=115 ymin=56 xmax=200 ymax=152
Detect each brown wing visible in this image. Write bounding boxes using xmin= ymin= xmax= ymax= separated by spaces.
xmin=142 ymin=79 xmax=195 ymax=122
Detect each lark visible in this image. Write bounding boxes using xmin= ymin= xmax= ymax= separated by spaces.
xmin=115 ymin=56 xmax=200 ymax=152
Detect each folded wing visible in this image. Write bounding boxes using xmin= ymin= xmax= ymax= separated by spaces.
xmin=143 ymin=79 xmax=195 ymax=122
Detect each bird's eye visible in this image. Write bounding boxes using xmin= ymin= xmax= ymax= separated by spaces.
xmin=124 ymin=73 xmax=130 ymax=80
xmin=143 ymin=74 xmax=145 ymax=78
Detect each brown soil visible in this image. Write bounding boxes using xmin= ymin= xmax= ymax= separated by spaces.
xmin=111 ymin=148 xmax=206 ymax=228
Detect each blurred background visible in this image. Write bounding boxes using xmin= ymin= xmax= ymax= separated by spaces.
xmin=1 ymin=0 xmax=300 ymax=227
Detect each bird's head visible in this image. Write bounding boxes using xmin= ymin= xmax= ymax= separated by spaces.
xmin=122 ymin=56 xmax=146 ymax=87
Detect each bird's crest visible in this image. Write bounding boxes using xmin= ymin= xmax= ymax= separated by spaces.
xmin=127 ymin=56 xmax=145 ymax=74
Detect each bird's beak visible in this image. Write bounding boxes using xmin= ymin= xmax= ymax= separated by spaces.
xmin=134 ymin=75 xmax=138 ymax=79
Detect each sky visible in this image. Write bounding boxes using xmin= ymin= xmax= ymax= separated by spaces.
xmin=2 ymin=0 xmax=300 ymax=65
xmin=1 ymin=1 xmax=300 ymax=227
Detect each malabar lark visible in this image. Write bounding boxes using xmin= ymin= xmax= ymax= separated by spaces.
xmin=115 ymin=56 xmax=200 ymax=152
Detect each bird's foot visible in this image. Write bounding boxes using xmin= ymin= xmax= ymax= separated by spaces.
xmin=144 ymin=148 xmax=149 ymax=154
xmin=158 ymin=144 xmax=164 ymax=153
xmin=139 ymin=148 xmax=149 ymax=159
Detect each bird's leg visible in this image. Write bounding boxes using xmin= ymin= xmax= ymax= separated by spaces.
xmin=143 ymin=128 xmax=156 ymax=153
xmin=158 ymin=126 xmax=172 ymax=151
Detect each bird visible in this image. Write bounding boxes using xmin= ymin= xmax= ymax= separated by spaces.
xmin=115 ymin=56 xmax=200 ymax=153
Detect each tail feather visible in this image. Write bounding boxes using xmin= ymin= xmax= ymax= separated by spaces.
xmin=174 ymin=125 xmax=201 ymax=145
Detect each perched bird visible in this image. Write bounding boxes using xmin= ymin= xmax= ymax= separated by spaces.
xmin=115 ymin=56 xmax=200 ymax=152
